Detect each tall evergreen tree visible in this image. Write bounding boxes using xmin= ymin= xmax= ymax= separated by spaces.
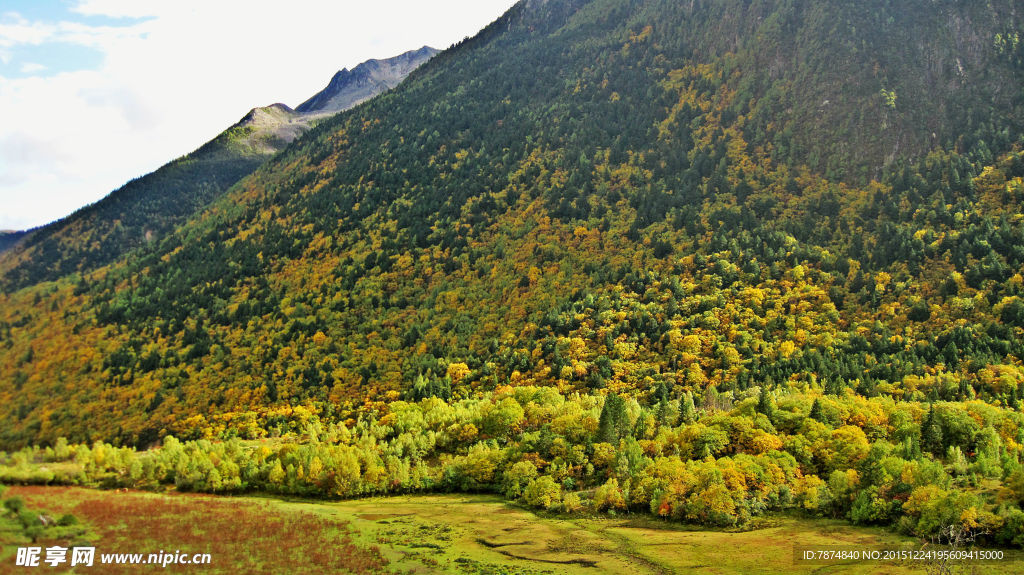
xmin=677 ymin=392 xmax=696 ymax=426
xmin=757 ymin=386 xmax=775 ymax=421
xmin=655 ymin=396 xmax=670 ymax=427
xmin=598 ymin=392 xmax=628 ymax=444
xmin=808 ymin=398 xmax=825 ymax=423
xmin=825 ymin=377 xmax=844 ymax=396
xmin=923 ymin=404 xmax=944 ymax=455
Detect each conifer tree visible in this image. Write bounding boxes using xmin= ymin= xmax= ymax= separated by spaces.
xmin=633 ymin=413 xmax=648 ymax=439
xmin=678 ymin=392 xmax=696 ymax=425
xmin=923 ymin=404 xmax=944 ymax=455
xmin=825 ymin=377 xmax=844 ymax=396
xmin=655 ymin=396 xmax=670 ymax=427
xmin=808 ymin=398 xmax=824 ymax=423
xmin=757 ymin=386 xmax=775 ymax=421
xmin=598 ymin=392 xmax=627 ymax=444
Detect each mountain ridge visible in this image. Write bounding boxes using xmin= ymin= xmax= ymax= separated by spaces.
xmin=0 ymin=46 xmax=438 ymax=290
xmin=296 ymin=46 xmax=440 ymax=114
xmin=0 ymin=231 xmax=26 ymax=254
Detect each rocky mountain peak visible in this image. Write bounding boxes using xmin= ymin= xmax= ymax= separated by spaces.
xmin=294 ymin=46 xmax=438 ymax=115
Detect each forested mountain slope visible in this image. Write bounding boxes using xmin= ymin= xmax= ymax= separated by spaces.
xmin=0 ymin=232 xmax=26 ymax=254
xmin=0 ymin=0 xmax=1022 ymax=515
xmin=0 ymin=48 xmax=437 ymax=291
xmin=2 ymin=0 xmax=1024 ymax=545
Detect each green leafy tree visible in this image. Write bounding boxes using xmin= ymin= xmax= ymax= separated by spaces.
xmin=523 ymin=476 xmax=562 ymax=510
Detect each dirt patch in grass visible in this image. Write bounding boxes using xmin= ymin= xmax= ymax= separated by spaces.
xmin=495 ymin=548 xmax=599 ymax=567
xmin=476 ymin=538 xmax=532 ymax=548
xmin=357 ymin=513 xmax=414 ymax=521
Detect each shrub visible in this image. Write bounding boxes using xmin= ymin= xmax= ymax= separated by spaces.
xmin=523 ymin=476 xmax=562 ymax=510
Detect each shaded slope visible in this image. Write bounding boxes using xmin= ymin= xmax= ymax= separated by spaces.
xmin=0 ymin=129 xmax=268 ymax=291
xmin=0 ymin=48 xmax=437 ymax=292
xmin=0 ymin=231 xmax=26 ymax=253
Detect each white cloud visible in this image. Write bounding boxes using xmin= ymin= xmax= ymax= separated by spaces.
xmin=71 ymin=0 xmax=163 ymax=19
xmin=0 ymin=14 xmax=54 ymax=47
xmin=0 ymin=0 xmax=520 ymax=230
xmin=19 ymin=62 xmax=45 ymax=74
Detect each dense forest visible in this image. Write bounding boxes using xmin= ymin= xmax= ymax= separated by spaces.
xmin=0 ymin=232 xmax=27 ymax=254
xmin=1 ymin=0 xmax=1024 ymax=544
xmin=0 ymin=126 xmax=270 ymax=291
xmin=4 ymin=387 xmax=1024 ymax=546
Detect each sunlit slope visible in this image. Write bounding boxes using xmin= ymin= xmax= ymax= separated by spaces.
xmin=0 ymin=0 xmax=1021 ymax=447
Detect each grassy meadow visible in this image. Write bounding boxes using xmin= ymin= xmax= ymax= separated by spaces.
xmin=0 ymin=486 xmax=385 ymax=574
xmin=4 ymin=486 xmax=1021 ymax=574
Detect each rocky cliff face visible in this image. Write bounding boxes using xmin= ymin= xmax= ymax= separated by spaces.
xmin=232 ymin=47 xmax=441 ymax=151
xmin=295 ymin=46 xmax=439 ymax=115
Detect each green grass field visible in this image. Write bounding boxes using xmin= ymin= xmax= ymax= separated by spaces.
xmin=1 ymin=486 xmax=1020 ymax=574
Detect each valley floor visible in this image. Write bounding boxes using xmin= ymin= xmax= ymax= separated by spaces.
xmin=0 ymin=486 xmax=1019 ymax=574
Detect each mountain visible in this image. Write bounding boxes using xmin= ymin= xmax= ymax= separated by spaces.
xmin=0 ymin=231 xmax=26 ymax=253
xmin=296 ymin=46 xmax=439 ymax=114
xmin=0 ymin=47 xmax=437 ymax=291
xmin=1 ymin=0 xmax=1023 ymax=458
xmin=3 ymin=0 xmax=1024 ymax=544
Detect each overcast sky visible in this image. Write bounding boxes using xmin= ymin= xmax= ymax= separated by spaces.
xmin=0 ymin=0 xmax=519 ymax=231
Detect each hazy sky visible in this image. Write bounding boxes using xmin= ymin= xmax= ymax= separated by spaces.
xmin=0 ymin=0 xmax=519 ymax=230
